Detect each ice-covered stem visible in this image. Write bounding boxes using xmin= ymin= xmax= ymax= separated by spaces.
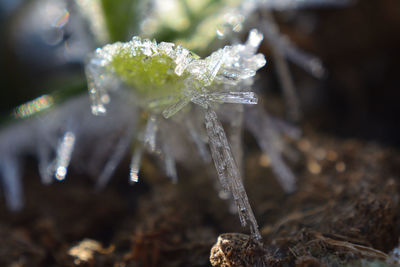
xmin=205 ymin=107 xmax=261 ymax=240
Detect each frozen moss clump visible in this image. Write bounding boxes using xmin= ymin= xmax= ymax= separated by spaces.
xmin=85 ymin=29 xmax=266 ymax=239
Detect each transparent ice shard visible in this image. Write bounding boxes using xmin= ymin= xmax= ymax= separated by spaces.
xmin=261 ymin=11 xmax=301 ymax=121
xmin=162 ymin=141 xmax=178 ymax=184
xmin=0 ymin=157 xmax=23 ymax=211
xmin=54 ymin=131 xmax=76 ymax=181
xmin=245 ymin=106 xmax=296 ymax=193
xmin=162 ymin=97 xmax=191 ymax=119
xmin=185 ymin=119 xmax=211 ymax=163
xmin=208 ymin=92 xmax=258 ymax=105
xmin=261 ymin=12 xmax=325 ymax=79
xmin=245 ymin=29 xmax=264 ymax=54
xmin=85 ymin=64 xmax=108 ymax=115
xmin=174 ymin=45 xmax=191 ymax=76
xmin=96 ymin=126 xmax=134 ymax=189
xmin=226 ymin=104 xmax=245 ymax=175
xmin=74 ymin=0 xmax=109 ymax=44
xmin=270 ymin=43 xmax=301 ymax=121
xmin=204 ymin=48 xmax=226 ymax=85
xmin=263 ymin=0 xmax=352 ymax=10
xmin=37 ymin=140 xmax=53 ymax=185
xmin=204 ymin=107 xmax=261 ymax=240
xmin=129 ymin=143 xmax=143 ymax=184
xmin=144 ymin=116 xmax=158 ymax=152
xmin=158 ymin=42 xmax=175 ymax=57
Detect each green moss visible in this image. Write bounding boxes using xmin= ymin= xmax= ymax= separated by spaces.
xmin=110 ymin=46 xmax=190 ymax=110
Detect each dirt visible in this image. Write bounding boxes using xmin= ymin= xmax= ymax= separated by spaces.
xmin=0 ymin=129 xmax=399 ymax=266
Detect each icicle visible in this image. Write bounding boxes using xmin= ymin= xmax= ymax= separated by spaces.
xmin=263 ymin=0 xmax=352 ymax=10
xmin=162 ymin=97 xmax=191 ymax=119
xmin=37 ymin=141 xmax=53 ymax=185
xmin=204 ymin=107 xmax=261 ymax=240
xmin=208 ymin=92 xmax=258 ymax=105
xmin=96 ymin=126 xmax=134 ymax=189
xmin=261 ymin=11 xmax=325 ymax=79
xmin=245 ymin=106 xmax=296 ymax=193
xmin=226 ymin=105 xmax=245 ymax=175
xmin=54 ymin=131 xmax=76 ymax=181
xmin=261 ymin=11 xmax=301 ymax=121
xmin=245 ymin=29 xmax=264 ymax=54
xmin=0 ymin=157 xmax=24 ymax=211
xmin=129 ymin=143 xmax=143 ymax=184
xmin=185 ymin=119 xmax=211 ymax=163
xmin=162 ymin=141 xmax=178 ymax=184
xmin=85 ymin=64 xmax=108 ymax=116
xmin=144 ymin=115 xmax=158 ymax=152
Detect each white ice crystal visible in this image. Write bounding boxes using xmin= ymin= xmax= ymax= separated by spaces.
xmin=0 ymin=93 xmax=135 ymax=211
xmin=83 ymin=29 xmax=267 ymax=238
xmin=0 ymin=0 xmax=344 ymax=240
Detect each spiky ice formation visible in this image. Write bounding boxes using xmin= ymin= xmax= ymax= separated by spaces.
xmin=86 ymin=29 xmax=266 ymax=117
xmin=85 ymin=29 xmax=266 ymax=238
xmin=0 ymin=27 xmax=298 ymax=240
xmin=0 ymin=93 xmax=134 ymax=211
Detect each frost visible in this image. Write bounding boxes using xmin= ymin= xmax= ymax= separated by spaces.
xmin=0 ymin=157 xmax=23 ymax=211
xmin=54 ymin=131 xmax=76 ymax=181
xmin=245 ymin=105 xmax=298 ymax=193
xmin=205 ymin=107 xmax=260 ymax=239
xmin=144 ymin=116 xmax=158 ymax=152
xmin=85 ymin=29 xmax=266 ymax=117
xmin=0 ymin=0 xmax=346 ymax=242
xmin=0 ymin=93 xmax=134 ymax=210
xmin=82 ymin=30 xmax=266 ymax=238
xmin=96 ymin=125 xmax=135 ymax=189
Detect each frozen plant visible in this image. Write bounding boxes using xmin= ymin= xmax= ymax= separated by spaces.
xmin=142 ymin=0 xmax=351 ymax=120
xmin=85 ymin=29 xmax=267 ymax=239
xmin=0 ymin=0 xmax=346 ymax=239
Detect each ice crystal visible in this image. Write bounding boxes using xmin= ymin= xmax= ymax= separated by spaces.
xmin=0 ymin=93 xmax=134 ymax=211
xmin=86 ymin=29 xmax=265 ymax=118
xmin=143 ymin=0 xmax=348 ymax=120
xmin=0 ymin=0 xmax=344 ymax=239
xmin=84 ymin=29 xmax=266 ymax=238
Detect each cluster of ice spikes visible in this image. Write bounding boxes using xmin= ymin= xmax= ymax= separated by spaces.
xmin=87 ymin=29 xmax=266 ymax=118
xmin=84 ymin=29 xmax=267 ymax=239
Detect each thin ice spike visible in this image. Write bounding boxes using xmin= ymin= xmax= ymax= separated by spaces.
xmin=245 ymin=106 xmax=296 ymax=193
xmin=54 ymin=131 xmax=76 ymax=181
xmin=85 ymin=65 xmax=107 ymax=115
xmin=263 ymin=0 xmax=351 ymax=10
xmin=144 ymin=116 xmax=158 ymax=152
xmin=208 ymin=92 xmax=258 ymax=105
xmin=185 ymin=119 xmax=211 ymax=163
xmin=37 ymin=140 xmax=53 ymax=185
xmin=261 ymin=11 xmax=325 ymax=78
xmin=260 ymin=12 xmax=301 ymax=121
xmin=96 ymin=126 xmax=134 ymax=189
xmin=0 ymin=157 xmax=24 ymax=211
xmin=162 ymin=97 xmax=191 ymax=119
xmin=204 ymin=107 xmax=261 ymax=240
xmin=162 ymin=141 xmax=178 ymax=183
xmin=129 ymin=143 xmax=144 ymax=184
